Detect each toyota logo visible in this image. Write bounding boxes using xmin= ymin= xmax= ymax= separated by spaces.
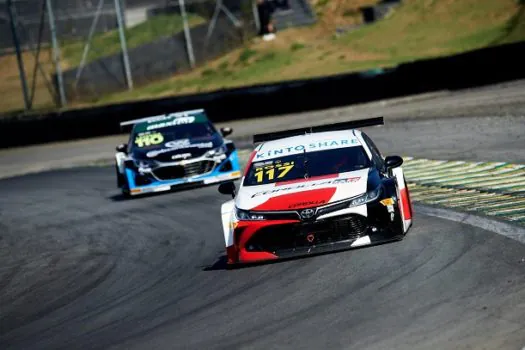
xmin=300 ymin=208 xmax=315 ymax=219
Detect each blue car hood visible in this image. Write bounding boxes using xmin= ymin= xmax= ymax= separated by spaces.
xmin=132 ymin=134 xmax=222 ymax=163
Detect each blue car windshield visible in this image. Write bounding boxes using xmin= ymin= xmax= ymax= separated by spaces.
xmin=243 ymin=147 xmax=371 ymax=186
xmin=129 ymin=122 xmax=217 ymax=150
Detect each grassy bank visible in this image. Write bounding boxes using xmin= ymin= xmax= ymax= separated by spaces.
xmin=0 ymin=13 xmax=205 ymax=114
xmin=90 ymin=0 xmax=525 ymax=106
xmin=2 ymin=0 xmax=525 ymax=114
xmin=61 ymin=13 xmax=205 ymax=68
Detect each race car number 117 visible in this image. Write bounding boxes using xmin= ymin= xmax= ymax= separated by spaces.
xmin=254 ymin=161 xmax=294 ymax=183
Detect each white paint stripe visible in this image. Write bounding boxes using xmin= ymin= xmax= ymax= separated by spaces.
xmin=486 ymin=206 xmax=525 ymax=215
xmin=416 ymin=167 xmax=525 ymax=183
xmin=470 ymin=198 xmax=525 ymax=210
xmin=426 ymin=193 xmax=491 ymax=204
xmin=410 ymin=192 xmax=459 ymax=201
xmin=506 ymin=213 xmax=525 ymax=221
xmin=410 ymin=188 xmax=454 ymax=195
xmin=404 ymin=161 xmax=470 ymax=175
xmin=407 ymin=164 xmax=504 ymax=181
xmin=432 ymin=194 xmax=505 ymax=207
xmin=403 ymin=160 xmax=454 ymax=171
xmin=445 ymin=177 xmax=525 ymax=187
xmin=479 ymin=183 xmax=525 ymax=190
xmin=415 ymin=204 xmax=525 ymax=244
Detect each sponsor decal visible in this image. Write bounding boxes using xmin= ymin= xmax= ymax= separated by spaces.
xmin=134 ymin=132 xmax=164 ymax=148
xmin=251 ymin=176 xmax=361 ymax=198
xmin=146 ymin=116 xmax=195 ymax=130
xmin=255 ymin=138 xmax=359 ymax=160
xmin=165 ymin=139 xmax=213 ymax=149
xmin=300 ymin=208 xmax=316 ymax=219
xmin=172 ymin=153 xmax=192 ymax=160
xmin=146 ymin=140 xmax=213 ymax=158
xmin=165 ymin=139 xmax=191 ymax=149
xmin=253 ymin=188 xmax=337 ymax=211
xmin=380 ymin=198 xmax=394 ymax=206
xmin=253 ymin=161 xmax=295 ymax=183
xmin=288 ymin=199 xmax=327 ymax=209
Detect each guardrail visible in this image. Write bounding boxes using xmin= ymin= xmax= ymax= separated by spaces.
xmin=1 ymin=40 xmax=525 ymax=149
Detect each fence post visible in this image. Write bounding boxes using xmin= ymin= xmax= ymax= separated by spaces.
xmin=45 ymin=0 xmax=67 ymax=107
xmin=179 ymin=0 xmax=196 ymax=68
xmin=252 ymin=0 xmax=260 ymax=33
xmin=114 ymin=0 xmax=133 ymax=89
xmin=7 ymin=0 xmax=30 ymax=110
xmin=75 ymin=0 xmax=106 ymax=88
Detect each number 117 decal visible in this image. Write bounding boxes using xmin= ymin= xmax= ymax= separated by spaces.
xmin=254 ymin=161 xmax=294 ymax=183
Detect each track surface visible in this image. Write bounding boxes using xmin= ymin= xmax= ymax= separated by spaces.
xmin=1 ymin=79 xmax=525 ymax=179
xmin=1 ymin=81 xmax=525 ymax=349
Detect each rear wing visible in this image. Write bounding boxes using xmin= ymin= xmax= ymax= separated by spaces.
xmin=253 ymin=117 xmax=384 ymax=143
xmin=119 ymin=109 xmax=205 ymax=129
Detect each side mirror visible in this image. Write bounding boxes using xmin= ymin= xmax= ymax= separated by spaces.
xmin=116 ymin=143 xmax=127 ymax=153
xmin=218 ymin=181 xmax=236 ymax=198
xmin=384 ymin=155 xmax=403 ymax=170
xmin=220 ymin=127 xmax=233 ymax=137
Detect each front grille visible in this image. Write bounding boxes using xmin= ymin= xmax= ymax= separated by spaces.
xmin=152 ymin=160 xmax=215 ymax=180
xmin=245 ymin=214 xmax=368 ymax=253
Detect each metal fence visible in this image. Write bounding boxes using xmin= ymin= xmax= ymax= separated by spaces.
xmin=1 ymin=0 xmax=259 ymax=113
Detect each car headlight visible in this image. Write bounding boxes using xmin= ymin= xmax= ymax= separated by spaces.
xmin=235 ymin=207 xmax=266 ymax=221
xmin=134 ymin=159 xmax=155 ymax=171
xmin=205 ymin=144 xmax=228 ymax=157
xmin=349 ymin=185 xmax=382 ymax=207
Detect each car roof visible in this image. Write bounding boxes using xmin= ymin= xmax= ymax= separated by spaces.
xmin=253 ymin=129 xmax=366 ymax=161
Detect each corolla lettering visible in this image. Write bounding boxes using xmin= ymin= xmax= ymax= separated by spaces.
xmin=250 ymin=177 xmax=361 ymax=198
xmin=288 ymin=199 xmax=327 ymax=209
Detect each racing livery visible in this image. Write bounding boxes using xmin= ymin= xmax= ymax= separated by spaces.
xmin=115 ymin=109 xmax=241 ymax=196
xmin=218 ymin=117 xmax=413 ymax=265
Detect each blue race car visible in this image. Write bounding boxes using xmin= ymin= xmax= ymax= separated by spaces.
xmin=115 ymin=109 xmax=242 ymax=197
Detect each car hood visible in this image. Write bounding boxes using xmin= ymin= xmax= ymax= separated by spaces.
xmin=132 ymin=135 xmax=222 ymax=162
xmin=235 ymin=168 xmax=370 ymax=211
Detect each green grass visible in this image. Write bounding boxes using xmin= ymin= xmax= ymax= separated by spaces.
xmin=2 ymin=0 xmax=525 ymax=114
xmin=60 ymin=13 xmax=205 ymax=67
xmin=336 ymin=0 xmax=525 ymax=59
xmin=88 ymin=0 xmax=525 ymax=106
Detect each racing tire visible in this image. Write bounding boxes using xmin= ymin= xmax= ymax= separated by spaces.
xmin=116 ymin=163 xmax=126 ymax=187
xmin=116 ymin=164 xmax=131 ymax=198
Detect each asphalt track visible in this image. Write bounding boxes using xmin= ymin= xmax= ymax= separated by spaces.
xmin=1 ymin=81 xmax=525 ymax=349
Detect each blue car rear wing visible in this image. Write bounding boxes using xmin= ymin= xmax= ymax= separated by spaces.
xmin=253 ymin=117 xmax=384 ymax=144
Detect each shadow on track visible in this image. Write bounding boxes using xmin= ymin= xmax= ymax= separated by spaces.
xmin=107 ymin=182 xmax=226 ymax=202
xmin=202 ymin=238 xmax=405 ymax=271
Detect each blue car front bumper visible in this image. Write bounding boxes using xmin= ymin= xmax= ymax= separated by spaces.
xmin=123 ymin=150 xmax=241 ymax=196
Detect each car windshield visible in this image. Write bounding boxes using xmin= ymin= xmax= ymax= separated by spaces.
xmin=243 ymin=146 xmax=371 ymax=186
xmin=129 ymin=121 xmax=217 ymax=150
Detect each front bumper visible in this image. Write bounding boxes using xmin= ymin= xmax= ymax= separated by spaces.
xmin=124 ymin=150 xmax=241 ymax=196
xmin=228 ymin=197 xmax=404 ymax=265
